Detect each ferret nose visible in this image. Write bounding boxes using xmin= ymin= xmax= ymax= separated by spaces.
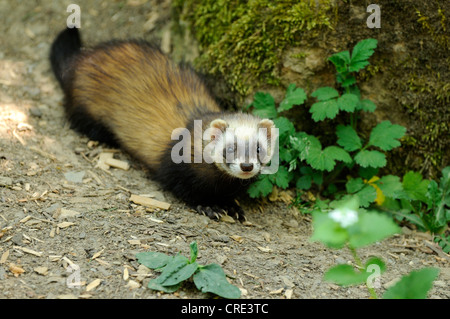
xmin=240 ymin=163 xmax=254 ymax=172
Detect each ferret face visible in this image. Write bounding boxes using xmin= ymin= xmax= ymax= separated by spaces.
xmin=207 ymin=116 xmax=277 ymax=179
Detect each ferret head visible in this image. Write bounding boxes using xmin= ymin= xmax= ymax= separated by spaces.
xmin=205 ymin=114 xmax=278 ymax=180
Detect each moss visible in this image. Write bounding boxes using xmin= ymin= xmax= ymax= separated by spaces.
xmin=173 ymin=0 xmax=334 ymax=97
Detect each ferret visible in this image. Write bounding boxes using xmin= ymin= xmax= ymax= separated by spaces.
xmin=49 ymin=28 xmax=277 ymax=220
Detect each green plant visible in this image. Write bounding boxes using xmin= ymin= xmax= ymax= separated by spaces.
xmin=247 ymin=39 xmax=406 ymax=202
xmin=381 ymin=166 xmax=450 ymax=252
xmin=311 ymin=196 xmax=440 ymax=299
xmin=136 ymin=241 xmax=241 ymax=298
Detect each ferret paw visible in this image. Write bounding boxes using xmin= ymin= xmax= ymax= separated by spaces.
xmin=195 ymin=204 xmax=246 ymax=222
xmin=195 ymin=205 xmax=222 ymax=220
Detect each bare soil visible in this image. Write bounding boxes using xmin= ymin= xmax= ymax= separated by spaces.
xmin=0 ymin=0 xmax=448 ymax=299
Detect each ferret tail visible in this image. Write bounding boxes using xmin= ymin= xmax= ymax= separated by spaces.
xmin=50 ymin=28 xmax=82 ymax=89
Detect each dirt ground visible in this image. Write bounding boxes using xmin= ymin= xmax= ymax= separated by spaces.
xmin=0 ymin=1 xmax=449 ymax=299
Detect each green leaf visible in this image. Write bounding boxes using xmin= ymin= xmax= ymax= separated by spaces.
xmin=189 ymin=241 xmax=198 ymax=263
xmin=278 ymin=84 xmax=307 ymax=112
xmin=153 ymin=255 xmax=198 ymax=286
xmin=311 ymin=87 xmax=339 ymax=101
xmin=324 ymin=264 xmax=367 ymax=286
xmin=402 ymin=171 xmax=430 ymax=202
xmin=310 ymin=211 xmax=349 ymax=249
xmin=337 ymin=93 xmax=359 ymax=112
xmin=310 ymin=99 xmax=339 ymax=122
xmin=354 ymin=150 xmax=386 ymax=168
xmin=325 ymin=257 xmax=386 ymax=287
xmin=147 ymin=280 xmax=181 ymax=293
xmin=136 ymin=252 xmax=173 ymax=269
xmin=328 ymin=51 xmax=351 ymax=72
xmin=349 ymin=39 xmax=378 ymax=72
xmin=374 ymin=175 xmax=403 ymax=199
xmin=325 ymin=146 xmax=352 ymax=164
xmin=336 ymin=125 xmax=362 ymax=152
xmin=247 ymin=175 xmax=273 ymax=198
xmin=369 ymin=121 xmax=406 ymax=151
xmin=348 ymin=211 xmax=400 ymax=248
xmin=193 ymin=264 xmax=241 ymax=299
xmin=346 ymin=178 xmax=365 ymax=193
xmin=383 ymin=268 xmax=440 ymax=299
xmin=273 ymin=117 xmax=295 ymax=137
xmin=340 ymin=74 xmax=357 ymax=88
xmin=291 ymin=132 xmax=322 ymax=161
xmin=355 ymin=185 xmax=377 ymax=207
xmin=273 ymin=166 xmax=291 ymax=189
xmin=251 ymin=92 xmax=277 ymax=118
xmin=296 ymin=174 xmax=312 ymax=190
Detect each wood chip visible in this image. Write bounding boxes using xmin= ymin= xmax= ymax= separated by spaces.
xmin=230 ymin=235 xmax=244 ymax=243
xmin=34 ymin=266 xmax=48 ymax=276
xmin=57 ymin=222 xmax=76 ymax=228
xmin=128 ymin=239 xmax=141 ymax=245
xmin=9 ymin=263 xmax=25 ymax=277
xmin=125 ymin=279 xmax=140 ymax=289
xmin=86 ymin=279 xmax=102 ymax=292
xmin=269 ymin=288 xmax=284 ymax=294
xmin=130 ymin=194 xmax=171 ymax=210
xmin=14 ymin=246 xmax=43 ymax=257
xmin=91 ymin=249 xmax=104 ymax=260
xmin=96 ymin=152 xmax=114 ymax=170
xmin=285 ymin=288 xmax=294 ymax=299
xmin=0 ymin=250 xmax=9 ymax=264
xmin=105 ymin=157 xmax=130 ymax=170
xmin=257 ymin=246 xmax=273 ymax=253
xmin=54 ymin=208 xmax=80 ymax=219
xmin=123 ymin=267 xmax=129 ymax=281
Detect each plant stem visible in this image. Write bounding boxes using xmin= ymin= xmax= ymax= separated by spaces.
xmin=349 ymin=247 xmax=378 ymax=299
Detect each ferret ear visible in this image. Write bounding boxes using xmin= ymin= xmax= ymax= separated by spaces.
xmin=209 ymin=119 xmax=228 ymax=141
xmin=258 ymin=119 xmax=276 ymax=140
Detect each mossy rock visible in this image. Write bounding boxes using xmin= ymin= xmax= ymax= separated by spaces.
xmin=172 ymin=0 xmax=449 ymax=178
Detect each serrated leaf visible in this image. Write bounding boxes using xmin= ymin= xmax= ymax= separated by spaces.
xmin=348 ymin=211 xmax=400 ymax=248
xmin=273 ymin=166 xmax=291 ymax=189
xmin=374 ymin=175 xmax=403 ymax=199
xmin=402 ymin=171 xmax=430 ymax=202
xmin=193 ymin=264 xmax=241 ymax=299
xmin=369 ymin=121 xmax=406 ymax=151
xmin=337 ymin=93 xmax=359 ymax=112
xmin=247 ymin=175 xmax=273 ymax=198
xmin=346 ymin=178 xmax=365 ymax=193
xmin=278 ymin=84 xmax=307 ymax=112
xmin=273 ymin=117 xmax=295 ymax=137
xmin=251 ymin=92 xmax=277 ymax=118
xmin=311 ymin=87 xmax=339 ymax=101
xmin=324 ymin=146 xmax=352 ymax=163
xmin=310 ymin=99 xmax=339 ymax=122
xmin=136 ymin=252 xmax=173 ymax=269
xmin=329 ymin=51 xmax=351 ymax=72
xmin=354 ymin=150 xmax=386 ymax=168
xmin=349 ymin=39 xmax=378 ymax=72
xmin=351 ymin=184 xmax=377 ymax=207
xmin=291 ymin=132 xmax=322 ymax=161
xmin=336 ymin=125 xmax=362 ymax=152
xmin=383 ymin=268 xmax=439 ymax=299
